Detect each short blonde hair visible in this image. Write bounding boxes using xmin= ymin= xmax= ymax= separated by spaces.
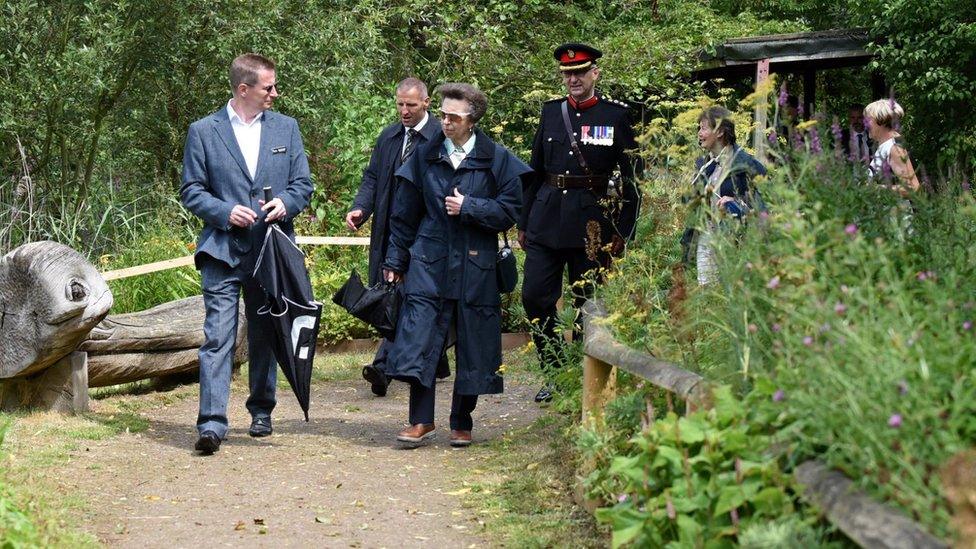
xmin=864 ymin=99 xmax=905 ymax=130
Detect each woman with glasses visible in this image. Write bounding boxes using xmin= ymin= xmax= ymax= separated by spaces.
xmin=380 ymin=83 xmax=529 ymax=447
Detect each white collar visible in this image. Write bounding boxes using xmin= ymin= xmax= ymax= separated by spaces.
xmin=227 ymin=100 xmax=264 ymax=126
xmin=406 ymin=112 xmax=429 ymax=134
xmin=446 ymin=132 xmax=476 ymax=155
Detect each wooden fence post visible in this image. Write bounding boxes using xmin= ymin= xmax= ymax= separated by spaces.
xmin=582 ymin=354 xmax=615 ymax=425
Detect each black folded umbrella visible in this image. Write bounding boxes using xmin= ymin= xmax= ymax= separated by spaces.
xmin=332 ymin=270 xmax=401 ymax=341
xmin=253 ymin=223 xmax=322 ymax=421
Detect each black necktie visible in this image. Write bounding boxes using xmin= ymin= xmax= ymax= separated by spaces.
xmin=402 ymin=129 xmax=418 ymax=162
xmin=856 ymin=133 xmax=866 ymax=158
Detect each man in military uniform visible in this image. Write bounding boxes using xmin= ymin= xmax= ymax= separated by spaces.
xmin=519 ymin=43 xmax=642 ymax=403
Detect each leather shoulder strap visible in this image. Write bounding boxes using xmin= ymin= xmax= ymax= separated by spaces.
xmin=560 ymin=101 xmax=591 ymax=174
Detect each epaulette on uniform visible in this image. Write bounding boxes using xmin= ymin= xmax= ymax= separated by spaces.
xmin=604 ymin=97 xmax=631 ymax=110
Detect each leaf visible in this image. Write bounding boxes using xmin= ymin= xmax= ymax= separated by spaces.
xmin=676 ymin=514 xmax=704 ymax=545
xmin=677 ymin=416 xmax=706 ymax=444
xmin=713 ymin=485 xmax=746 ymax=516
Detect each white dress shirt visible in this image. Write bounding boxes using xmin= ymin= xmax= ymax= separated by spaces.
xmin=227 ymin=100 xmax=263 ymax=180
xmin=402 ymin=112 xmax=430 ymax=158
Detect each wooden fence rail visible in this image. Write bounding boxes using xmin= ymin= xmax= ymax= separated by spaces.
xmin=100 ymin=235 xmax=370 ymax=281
xmin=579 ymin=298 xmax=947 ymax=549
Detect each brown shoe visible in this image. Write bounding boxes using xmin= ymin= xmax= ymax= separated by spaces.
xmin=396 ymin=423 xmax=435 ymax=444
xmin=449 ymin=430 xmax=472 ymax=447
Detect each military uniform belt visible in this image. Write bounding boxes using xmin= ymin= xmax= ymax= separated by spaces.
xmin=545 ymin=173 xmax=608 ymax=190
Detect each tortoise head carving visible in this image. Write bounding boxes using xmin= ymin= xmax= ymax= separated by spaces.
xmin=0 ymin=241 xmax=113 ymax=377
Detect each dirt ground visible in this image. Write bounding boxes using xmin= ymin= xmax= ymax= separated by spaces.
xmin=54 ymin=370 xmax=544 ymax=548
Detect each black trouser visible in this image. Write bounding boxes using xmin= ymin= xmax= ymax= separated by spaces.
xmin=521 ymin=240 xmax=608 ymax=372
xmin=408 ymin=381 xmax=478 ymax=430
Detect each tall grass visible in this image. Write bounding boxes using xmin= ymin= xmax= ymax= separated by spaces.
xmin=596 ymin=94 xmax=975 ymax=539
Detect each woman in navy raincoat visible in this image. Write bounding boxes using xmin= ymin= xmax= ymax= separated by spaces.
xmin=382 ymin=83 xmax=529 ymax=447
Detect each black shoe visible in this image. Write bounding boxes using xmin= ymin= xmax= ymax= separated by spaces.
xmin=248 ymin=417 xmax=273 ymax=438
xmin=362 ymin=364 xmax=389 ymax=397
xmin=534 ymin=384 xmax=554 ymax=403
xmin=195 ymin=431 xmax=221 ymax=455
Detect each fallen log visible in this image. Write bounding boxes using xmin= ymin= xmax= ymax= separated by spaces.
xmin=80 ymin=295 xmax=247 ymax=387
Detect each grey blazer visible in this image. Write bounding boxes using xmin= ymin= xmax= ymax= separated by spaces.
xmin=180 ymin=107 xmax=313 ymax=269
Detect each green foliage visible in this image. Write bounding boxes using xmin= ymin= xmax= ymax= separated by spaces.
xmin=850 ymin=0 xmax=976 ymax=172
xmin=600 ymin=94 xmax=975 ymax=538
xmin=584 ymin=386 xmax=828 ymax=548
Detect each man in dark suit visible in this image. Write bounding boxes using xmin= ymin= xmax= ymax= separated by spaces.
xmin=181 ymin=53 xmax=313 ymax=454
xmin=520 ymin=43 xmax=642 ymax=403
xmin=841 ymin=104 xmax=872 ymax=161
xmin=346 ymin=77 xmax=442 ymax=397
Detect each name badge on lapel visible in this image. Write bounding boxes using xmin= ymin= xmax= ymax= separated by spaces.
xmin=580 ymin=126 xmax=614 ymax=146
xmin=272 ymin=146 xmax=287 ymax=154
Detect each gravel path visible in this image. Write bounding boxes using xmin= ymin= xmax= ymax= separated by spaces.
xmin=56 ymin=371 xmax=543 ymax=548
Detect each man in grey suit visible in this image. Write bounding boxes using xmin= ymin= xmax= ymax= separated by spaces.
xmin=180 ymin=53 xmax=313 ymax=455
xmin=346 ymin=77 xmax=442 ymax=397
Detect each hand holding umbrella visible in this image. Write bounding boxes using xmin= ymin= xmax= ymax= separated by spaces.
xmin=261 ymin=186 xmax=288 ymax=223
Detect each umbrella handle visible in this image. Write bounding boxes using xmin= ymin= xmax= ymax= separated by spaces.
xmin=263 ymin=186 xmax=275 ymax=224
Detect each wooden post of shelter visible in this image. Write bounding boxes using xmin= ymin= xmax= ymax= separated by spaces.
xmin=803 ymin=69 xmax=817 ymax=117
xmin=753 ymin=58 xmax=770 ymax=162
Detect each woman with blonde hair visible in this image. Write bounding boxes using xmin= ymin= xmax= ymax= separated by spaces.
xmin=864 ymin=99 xmax=920 ymax=194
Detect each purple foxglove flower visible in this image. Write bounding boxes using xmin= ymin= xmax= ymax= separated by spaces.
xmin=809 ymin=127 xmax=823 ymax=154
xmin=792 ymin=130 xmax=804 ymax=151
xmin=778 ymin=83 xmax=788 ymax=107
xmin=768 ymin=129 xmax=778 ymax=145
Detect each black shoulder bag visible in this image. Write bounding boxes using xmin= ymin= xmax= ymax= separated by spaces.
xmin=488 ymin=143 xmax=518 ymax=293
xmin=496 ymin=231 xmax=517 ymax=293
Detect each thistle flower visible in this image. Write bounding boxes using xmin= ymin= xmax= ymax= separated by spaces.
xmin=748 ymin=323 xmax=758 ymax=333
xmin=834 ymin=302 xmax=847 ymax=315
xmin=888 ymin=414 xmax=902 ymax=428
xmin=964 ymin=320 xmax=973 ymax=331
xmin=845 ymin=223 xmax=858 ymax=236
xmin=772 ymin=389 xmax=785 ymax=402
xmin=771 ymin=323 xmax=782 ymax=333
xmin=617 ymin=494 xmax=628 ymax=503
xmin=767 ymin=276 xmax=780 ymax=289
xmin=803 ymin=336 xmax=813 ymax=346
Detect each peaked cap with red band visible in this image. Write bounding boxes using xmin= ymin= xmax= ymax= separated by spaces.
xmin=554 ymin=42 xmax=602 ymax=71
